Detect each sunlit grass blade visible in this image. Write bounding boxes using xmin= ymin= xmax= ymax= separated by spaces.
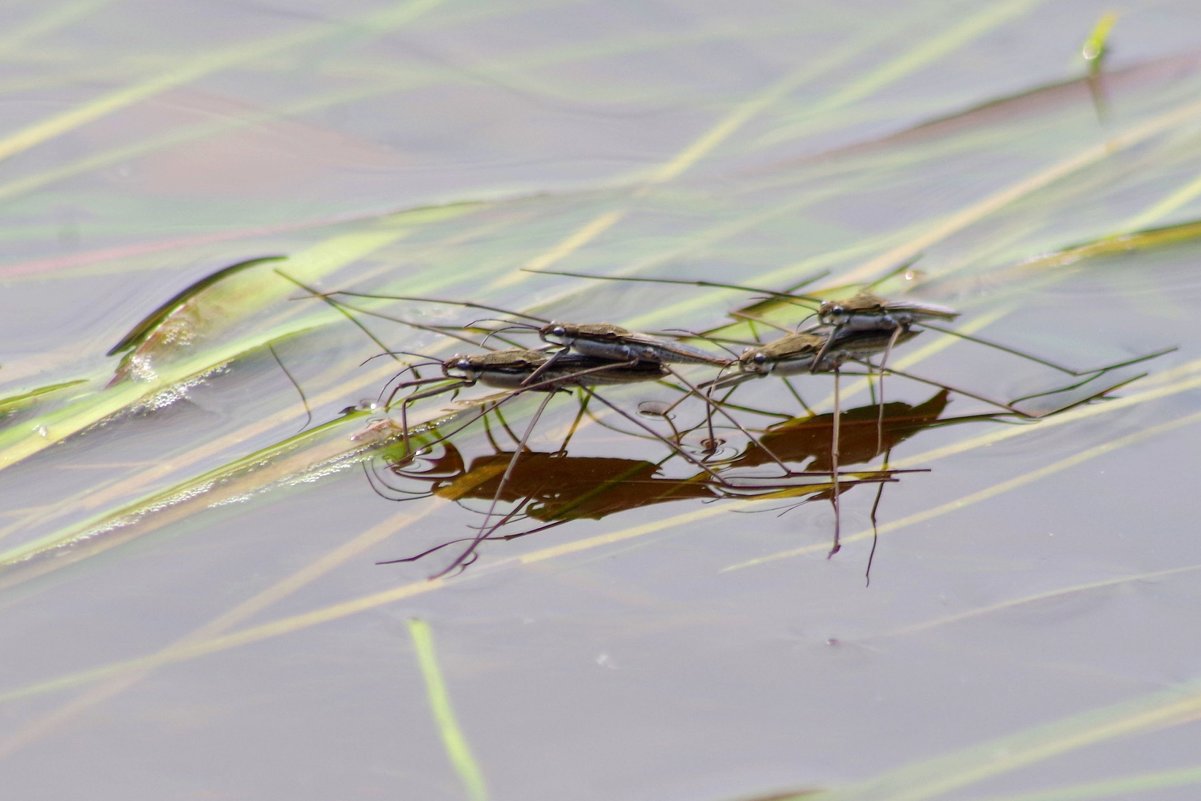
xmin=0 ymin=203 xmax=474 ymax=472
xmin=408 ymin=619 xmax=489 ymax=801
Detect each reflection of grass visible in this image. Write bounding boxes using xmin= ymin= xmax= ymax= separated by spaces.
xmin=4 ymin=3 xmax=1201 ymax=799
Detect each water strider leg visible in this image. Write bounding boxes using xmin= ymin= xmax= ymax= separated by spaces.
xmin=829 ymin=366 xmax=842 ymax=558
xmin=521 ymin=266 xmax=829 ymax=305
xmin=433 ymin=391 xmax=559 ymax=578
xmin=391 ymin=377 xmax=470 ymax=456
xmin=920 ymin=324 xmax=1176 ymax=378
xmin=845 ymin=360 xmax=1149 ymax=418
xmin=865 ymin=447 xmax=892 ymax=588
xmin=664 ymin=365 xmax=803 ymax=477
xmin=328 ymin=289 xmax=549 ymax=326
xmin=266 ymin=341 xmax=312 ymax=432
xmin=874 ymin=326 xmax=905 ymax=455
xmin=557 ymin=392 xmax=592 ymax=453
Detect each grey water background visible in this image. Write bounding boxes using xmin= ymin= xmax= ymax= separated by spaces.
xmin=4 ymin=2 xmax=1201 ymax=800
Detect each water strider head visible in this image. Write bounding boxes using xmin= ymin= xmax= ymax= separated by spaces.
xmin=443 ymin=349 xmax=549 ymax=387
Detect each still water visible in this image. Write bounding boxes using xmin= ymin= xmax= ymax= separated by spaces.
xmin=3 ymin=2 xmax=1201 ymax=799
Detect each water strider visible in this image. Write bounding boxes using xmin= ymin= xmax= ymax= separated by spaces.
xmin=708 ymin=326 xmax=925 ymax=557
xmin=349 ymin=296 xmax=925 ymax=570
xmin=530 ymin=266 xmax=1176 ymax=458
xmin=296 ymin=285 xmax=733 ymax=368
xmin=287 ymin=275 xmax=1014 ymax=573
xmin=288 ymin=283 xmax=824 ymax=473
xmin=524 ymin=266 xmax=1173 ymax=385
xmin=381 ymin=344 xmax=913 ymax=576
xmin=379 ymin=347 xmax=667 ymax=453
xmin=381 ymin=348 xmax=692 ymax=576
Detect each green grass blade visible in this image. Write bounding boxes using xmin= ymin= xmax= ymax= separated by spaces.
xmin=408 ymin=619 xmax=489 ymax=801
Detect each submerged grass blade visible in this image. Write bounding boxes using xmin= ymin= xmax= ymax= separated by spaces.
xmin=0 ymin=499 xmax=446 ymax=759
xmin=872 ymin=559 xmax=1201 ymax=639
xmin=408 ymin=619 xmax=489 ymax=801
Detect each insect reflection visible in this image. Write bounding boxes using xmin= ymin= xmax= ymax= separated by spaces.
xmin=365 ymin=391 xmax=956 ymax=574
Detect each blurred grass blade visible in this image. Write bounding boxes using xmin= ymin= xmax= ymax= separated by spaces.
xmin=0 ymin=0 xmax=448 ymax=164
xmin=972 ymin=764 xmax=1201 ymax=801
xmin=408 ymin=619 xmax=489 ymax=801
xmin=803 ymin=679 xmax=1201 ymax=801
xmin=0 ymin=0 xmax=114 ymax=57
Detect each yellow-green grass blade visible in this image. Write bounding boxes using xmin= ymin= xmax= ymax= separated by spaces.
xmin=755 ymin=0 xmax=1045 ymax=149
xmin=408 ymin=619 xmax=489 ymax=801
xmin=972 ymin=764 xmax=1201 ymax=801
xmin=0 ymin=0 xmax=115 ymax=58
xmin=489 ymin=0 xmax=1038 ymax=293
xmin=0 ymin=203 xmax=474 ymax=472
xmin=801 ymin=680 xmax=1201 ymax=801
xmin=0 ymin=383 xmax=484 ymax=575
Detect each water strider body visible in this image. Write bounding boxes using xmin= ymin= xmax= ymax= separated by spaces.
xmin=537 ymin=322 xmax=729 ymax=366
xmin=383 ymin=347 xmax=669 ymax=449
xmin=524 ymin=266 xmax=1173 ymax=386
xmin=816 ymin=290 xmax=959 ymax=332
xmin=708 ymin=327 xmax=921 ymax=388
xmin=440 ymin=348 xmax=670 ymax=389
xmin=709 ymin=325 xmax=925 ymax=557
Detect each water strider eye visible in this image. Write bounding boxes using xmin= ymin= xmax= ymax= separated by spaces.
xmin=752 ymin=352 xmax=767 ymax=365
xmin=551 ymin=325 xmax=567 ymax=338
